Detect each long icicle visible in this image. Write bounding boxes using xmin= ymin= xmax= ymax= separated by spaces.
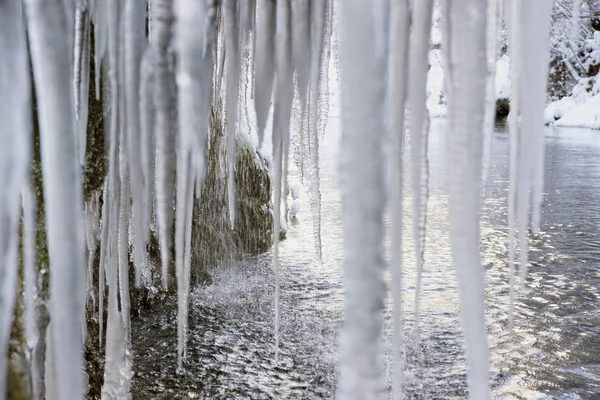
xmin=408 ymin=0 xmax=434 ymax=344
xmin=78 ymin=14 xmax=91 ymax=167
xmin=98 ymin=180 xmax=109 ymax=349
xmin=24 ymin=0 xmax=85 ymax=397
xmin=507 ymin=0 xmax=521 ymax=328
xmin=337 ymin=1 xmax=387 ymax=398
xmin=389 ymin=1 xmax=410 ymax=398
xmin=273 ymin=0 xmax=294 ymax=361
xmin=224 ymin=0 xmax=240 ymax=228
xmin=519 ymin=0 xmax=553 ymax=282
xmin=173 ymin=0 xmax=211 ymax=369
xmin=308 ymin=0 xmax=327 ymax=262
xmin=139 ymin=48 xmax=155 ymax=246
xmin=444 ymin=0 xmax=491 ymax=397
xmin=124 ymin=0 xmax=147 ymax=287
xmin=152 ymin=0 xmax=177 ymax=290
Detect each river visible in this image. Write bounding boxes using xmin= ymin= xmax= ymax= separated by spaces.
xmin=130 ymin=116 xmax=600 ymax=399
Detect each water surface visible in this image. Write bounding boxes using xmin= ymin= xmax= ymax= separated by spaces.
xmin=132 ymin=120 xmax=600 ymax=399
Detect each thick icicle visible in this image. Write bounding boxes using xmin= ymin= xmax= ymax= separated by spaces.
xmin=519 ymin=0 xmax=553 ymax=282
xmin=224 ymin=0 xmax=240 ymax=228
xmin=152 ymin=0 xmax=177 ymax=290
xmin=308 ymin=0 xmax=327 ymax=262
xmin=0 ymin=2 xmax=30 ymax=396
xmin=444 ymin=0 xmax=491 ymax=398
xmin=254 ymin=0 xmax=276 ymax=146
xmin=389 ymin=1 xmax=410 ymax=398
xmin=125 ymin=0 xmax=148 ymax=287
xmin=24 ymin=0 xmax=85 ymax=397
xmin=482 ymin=0 xmax=500 ymax=186
xmin=174 ymin=0 xmax=213 ymax=369
xmin=407 ymin=0 xmax=434 ymax=341
xmin=272 ymin=0 xmax=294 ymax=360
xmin=337 ymin=1 xmax=386 ymax=398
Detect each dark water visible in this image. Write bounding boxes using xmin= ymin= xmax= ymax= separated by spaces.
xmin=131 ymin=120 xmax=600 ymax=399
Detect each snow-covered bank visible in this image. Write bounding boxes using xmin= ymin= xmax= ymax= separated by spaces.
xmin=545 ymin=77 xmax=600 ymax=129
xmin=545 ymin=31 xmax=600 ymax=129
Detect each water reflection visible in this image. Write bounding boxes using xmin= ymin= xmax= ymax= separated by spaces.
xmin=131 ymin=121 xmax=600 ymax=399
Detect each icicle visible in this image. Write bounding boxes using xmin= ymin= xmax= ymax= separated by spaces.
xmin=79 ymin=15 xmax=91 ymax=167
xmin=317 ymin=1 xmax=333 ymax=140
xmin=272 ymin=105 xmax=284 ymax=360
xmin=174 ymin=0 xmax=214 ymax=368
xmin=73 ymin=8 xmax=85 ymax=121
xmin=98 ymin=181 xmax=109 ymax=349
xmin=94 ymin=0 xmax=108 ymax=100
xmin=224 ymin=0 xmax=240 ymax=228
xmin=389 ymin=1 xmax=410 ymax=398
xmin=152 ymin=0 xmax=177 ymax=290
xmin=507 ymin=0 xmax=521 ymax=328
xmin=140 ymin=49 xmax=155 ymax=259
xmin=254 ymin=0 xmax=276 ymax=146
xmin=24 ymin=0 xmax=85 ymax=397
xmin=407 ymin=0 xmax=434 ymax=342
xmin=308 ymin=0 xmax=327 ymax=262
xmin=125 ymin=0 xmax=148 ymax=287
xmin=482 ymin=0 xmax=500 ymax=187
xmin=519 ymin=0 xmax=553 ymax=282
xmin=101 ymin=192 xmax=131 ymax=399
xmin=0 ymin=2 xmax=30 ymax=396
xmin=337 ymin=1 xmax=386 ymax=398
xmin=118 ymin=149 xmax=131 ymax=333
xmin=292 ymin=0 xmax=311 ymax=179
xmin=444 ymin=0 xmax=491 ymax=398
xmin=272 ymin=0 xmax=294 ymax=360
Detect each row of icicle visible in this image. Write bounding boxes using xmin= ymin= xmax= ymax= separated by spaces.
xmin=0 ymin=0 xmax=331 ymax=398
xmin=338 ymin=0 xmax=554 ymax=399
xmin=0 ymin=0 xmax=559 ymax=398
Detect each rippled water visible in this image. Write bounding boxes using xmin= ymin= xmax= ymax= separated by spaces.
xmin=131 ymin=120 xmax=600 ymax=399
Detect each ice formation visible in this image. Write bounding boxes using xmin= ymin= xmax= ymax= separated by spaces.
xmin=0 ymin=1 xmax=556 ymax=399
